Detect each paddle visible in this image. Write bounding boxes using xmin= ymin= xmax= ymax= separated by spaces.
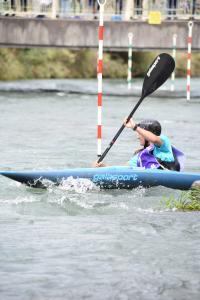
xmin=97 ymin=53 xmax=175 ymax=164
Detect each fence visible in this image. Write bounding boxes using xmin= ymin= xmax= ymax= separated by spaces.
xmin=0 ymin=0 xmax=200 ymax=20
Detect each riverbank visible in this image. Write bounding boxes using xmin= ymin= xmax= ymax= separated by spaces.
xmin=0 ymin=48 xmax=200 ymax=81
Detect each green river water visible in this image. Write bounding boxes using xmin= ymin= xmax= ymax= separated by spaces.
xmin=0 ymin=78 xmax=200 ymax=300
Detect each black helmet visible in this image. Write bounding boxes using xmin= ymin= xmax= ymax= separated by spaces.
xmin=138 ymin=119 xmax=161 ymax=136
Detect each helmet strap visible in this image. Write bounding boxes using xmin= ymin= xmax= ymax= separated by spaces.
xmin=144 ymin=140 xmax=149 ymax=148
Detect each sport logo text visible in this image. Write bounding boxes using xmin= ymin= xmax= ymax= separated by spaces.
xmin=147 ymin=56 xmax=160 ymax=77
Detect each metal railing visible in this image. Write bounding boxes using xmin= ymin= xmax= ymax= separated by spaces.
xmin=0 ymin=0 xmax=199 ymax=20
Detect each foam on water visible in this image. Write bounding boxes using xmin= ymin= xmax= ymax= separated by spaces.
xmin=0 ymin=174 xmax=180 ymax=215
xmin=0 ymin=174 xmax=150 ymax=214
xmin=59 ymin=177 xmax=98 ymax=193
xmin=2 ymin=196 xmax=40 ymax=205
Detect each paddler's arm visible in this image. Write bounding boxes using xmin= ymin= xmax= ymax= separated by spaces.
xmin=124 ymin=117 xmax=163 ymax=146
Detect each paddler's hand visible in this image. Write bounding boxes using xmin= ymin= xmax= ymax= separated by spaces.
xmin=124 ymin=117 xmax=136 ymax=129
xmin=92 ymin=161 xmax=107 ymax=168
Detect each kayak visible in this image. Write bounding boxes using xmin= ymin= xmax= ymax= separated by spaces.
xmin=1 ymin=166 xmax=200 ymax=190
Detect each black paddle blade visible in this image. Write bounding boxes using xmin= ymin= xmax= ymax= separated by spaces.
xmin=141 ymin=53 xmax=175 ymax=99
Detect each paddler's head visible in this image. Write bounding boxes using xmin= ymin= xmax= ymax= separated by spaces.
xmin=136 ymin=119 xmax=162 ymax=148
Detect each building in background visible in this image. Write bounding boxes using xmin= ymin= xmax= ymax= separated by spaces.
xmin=0 ymin=0 xmax=199 ymax=19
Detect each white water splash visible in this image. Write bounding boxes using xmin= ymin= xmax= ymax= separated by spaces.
xmin=41 ymin=176 xmax=101 ymax=209
xmin=3 ymin=196 xmax=40 ymax=204
xmin=57 ymin=92 xmax=66 ymax=97
xmin=40 ymin=179 xmax=56 ymax=190
xmin=131 ymin=186 xmax=146 ymax=198
xmin=59 ymin=177 xmax=98 ymax=194
xmin=41 ymin=177 xmax=97 ymax=194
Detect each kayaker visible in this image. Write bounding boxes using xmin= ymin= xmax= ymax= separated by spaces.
xmin=94 ymin=118 xmax=184 ymax=171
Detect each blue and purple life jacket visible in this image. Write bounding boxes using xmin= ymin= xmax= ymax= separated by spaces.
xmin=136 ymin=144 xmax=185 ymax=171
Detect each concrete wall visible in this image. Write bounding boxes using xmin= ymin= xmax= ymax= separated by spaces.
xmin=0 ymin=17 xmax=199 ymax=51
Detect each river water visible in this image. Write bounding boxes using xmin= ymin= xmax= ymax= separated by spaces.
xmin=0 ymin=78 xmax=200 ymax=300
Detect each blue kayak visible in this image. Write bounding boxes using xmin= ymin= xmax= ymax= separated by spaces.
xmin=1 ymin=166 xmax=200 ymax=190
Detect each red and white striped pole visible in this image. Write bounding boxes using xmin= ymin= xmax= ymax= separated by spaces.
xmin=97 ymin=0 xmax=106 ymax=157
xmin=171 ymin=33 xmax=177 ymax=92
xmin=187 ymin=21 xmax=193 ymax=101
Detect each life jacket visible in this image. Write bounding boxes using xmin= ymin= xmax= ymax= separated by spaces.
xmin=136 ymin=144 xmax=185 ymax=171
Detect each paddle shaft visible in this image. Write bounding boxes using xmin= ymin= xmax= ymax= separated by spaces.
xmin=97 ymin=96 xmax=144 ymax=163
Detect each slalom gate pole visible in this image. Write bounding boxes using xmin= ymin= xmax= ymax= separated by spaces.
xmin=97 ymin=0 xmax=106 ymax=158
xmin=170 ymin=33 xmax=177 ymax=92
xmin=127 ymin=33 xmax=133 ymax=90
xmin=187 ymin=21 xmax=193 ymax=101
